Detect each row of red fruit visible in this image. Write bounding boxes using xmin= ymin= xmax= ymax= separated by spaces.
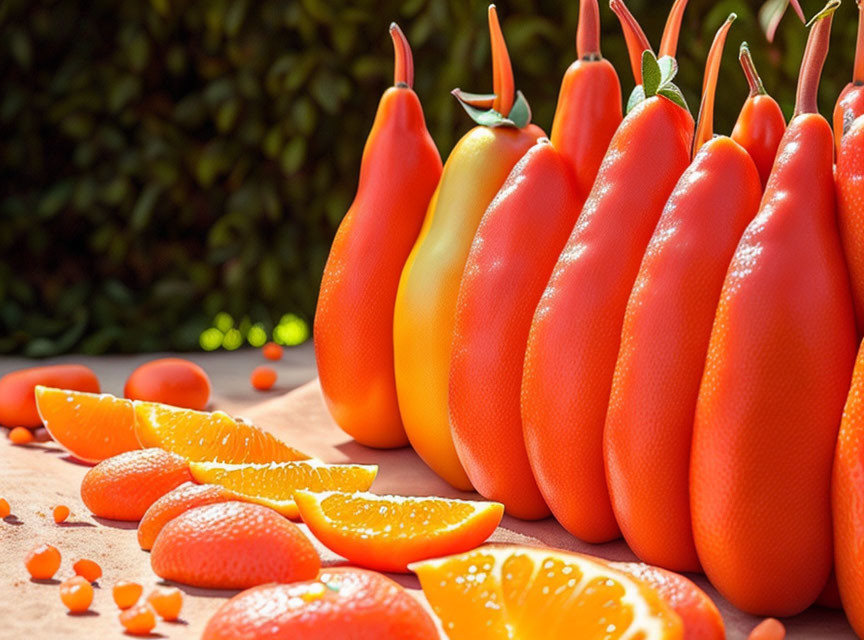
xmin=314 ymin=0 xmax=864 ymax=632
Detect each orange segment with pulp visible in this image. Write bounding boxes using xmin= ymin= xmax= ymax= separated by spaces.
xmin=36 ymin=386 xmax=139 ymax=463
xmin=412 ymin=545 xmax=684 ymax=640
xmin=133 ymin=401 xmax=309 ymax=463
xmin=294 ymin=491 xmax=503 ymax=573
xmin=189 ymin=460 xmax=378 ymax=519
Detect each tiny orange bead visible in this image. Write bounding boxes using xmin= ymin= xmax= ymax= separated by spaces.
xmin=0 ymin=498 xmax=9 ymax=518
xmin=73 ymin=558 xmax=102 ymax=583
xmin=250 ymin=366 xmax=277 ymax=391
xmin=262 ymin=342 xmax=284 ymax=361
xmin=113 ymin=580 xmax=143 ymax=609
xmin=9 ymin=426 xmax=34 ymax=445
xmin=146 ymin=586 xmax=183 ymax=621
xmin=60 ymin=576 xmax=94 ymax=613
xmin=119 ymin=603 xmax=157 ymax=636
xmin=748 ymin=618 xmax=786 ymax=640
xmin=25 ymin=543 xmax=61 ymax=580
xmin=53 ymin=505 xmax=70 ymax=524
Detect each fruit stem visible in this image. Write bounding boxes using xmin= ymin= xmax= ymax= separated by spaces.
xmin=389 ymin=23 xmax=414 ymax=88
xmin=794 ymin=0 xmax=840 ymax=117
xmin=855 ymin=0 xmax=864 ymax=84
xmin=577 ymin=0 xmax=602 ymax=60
xmin=610 ymin=0 xmax=652 ymax=84
xmin=739 ymin=42 xmax=766 ymax=97
xmin=659 ymin=0 xmax=689 ymax=58
xmin=694 ymin=14 xmax=736 ymax=158
xmin=488 ymin=5 xmax=515 ymax=116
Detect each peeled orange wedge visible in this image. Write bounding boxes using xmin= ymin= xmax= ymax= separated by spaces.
xmin=189 ymin=461 xmax=378 ymax=519
xmin=294 ymin=491 xmax=503 ymax=573
xmin=35 ymin=386 xmax=140 ymax=463
xmin=412 ymin=546 xmax=684 ymax=640
xmin=133 ymin=401 xmax=309 ymax=463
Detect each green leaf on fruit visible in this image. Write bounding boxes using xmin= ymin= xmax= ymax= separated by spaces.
xmin=451 ymin=88 xmax=533 ymax=129
xmin=626 ymin=50 xmax=690 ymax=115
xmin=507 ymin=91 xmax=531 ymax=129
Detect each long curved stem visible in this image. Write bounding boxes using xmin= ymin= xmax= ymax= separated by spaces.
xmin=795 ymin=0 xmax=839 ymax=117
xmin=739 ymin=42 xmax=766 ymax=97
xmin=488 ymin=5 xmax=515 ymax=116
xmin=693 ymin=14 xmax=736 ymax=158
xmin=855 ymin=0 xmax=864 ymax=84
xmin=659 ymin=0 xmax=689 ymax=58
xmin=577 ymin=0 xmax=602 ymax=60
xmin=389 ymin=23 xmax=413 ymax=88
xmin=610 ymin=0 xmax=652 ymax=84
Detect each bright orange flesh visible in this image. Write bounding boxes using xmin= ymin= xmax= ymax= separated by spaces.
xmin=124 ymin=357 xmax=211 ymax=410
xmin=137 ymin=481 xmax=242 ymax=550
xmin=202 ymin=568 xmax=439 ymax=640
xmin=60 ymin=576 xmax=94 ymax=613
xmin=611 ymin=562 xmax=725 ymax=640
xmin=25 ymin=543 xmax=61 ymax=580
xmin=72 ymin=558 xmax=102 ymax=583
xmin=150 ymin=501 xmax=320 ymax=590
xmin=133 ymin=401 xmax=309 ymax=464
xmin=36 ymin=387 xmax=139 ymax=464
xmin=113 ymin=581 xmax=143 ymax=609
xmin=0 ymin=364 xmax=99 ymax=427
xmin=412 ymin=545 xmax=683 ymax=640
xmin=119 ymin=603 xmax=157 ymax=636
xmin=294 ymin=491 xmax=503 ymax=573
xmin=80 ymin=448 xmax=193 ymax=521
xmin=146 ymin=587 xmax=183 ymax=621
xmin=188 ymin=460 xmax=378 ymax=519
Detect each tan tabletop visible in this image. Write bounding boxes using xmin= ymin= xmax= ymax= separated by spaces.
xmin=0 ymin=346 xmax=854 ymax=638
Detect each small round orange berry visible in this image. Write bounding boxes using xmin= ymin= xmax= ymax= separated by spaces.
xmin=119 ymin=603 xmax=157 ymax=636
xmin=53 ymin=505 xmax=70 ymax=524
xmin=113 ymin=580 xmax=143 ymax=609
xmin=250 ymin=366 xmax=277 ymax=391
xmin=0 ymin=498 xmax=9 ymax=518
xmin=25 ymin=543 xmax=61 ymax=580
xmin=146 ymin=586 xmax=183 ymax=621
xmin=262 ymin=342 xmax=284 ymax=361
xmin=9 ymin=426 xmax=34 ymax=445
xmin=72 ymin=558 xmax=102 ymax=583
xmin=60 ymin=576 xmax=94 ymax=613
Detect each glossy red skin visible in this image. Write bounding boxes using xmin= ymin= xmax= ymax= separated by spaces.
xmin=449 ymin=141 xmax=581 ymax=519
xmin=521 ymin=96 xmax=694 ymax=543
xmin=692 ymin=115 xmax=857 ymax=616
xmin=0 ymin=365 xmax=99 ymax=427
xmin=550 ymin=57 xmax=622 ymax=199
xmin=314 ymin=86 xmax=442 ymax=448
xmin=605 ymin=137 xmax=762 ymax=572
xmin=732 ymin=94 xmax=786 ymax=188
xmin=834 ymin=83 xmax=864 ymax=152
xmin=836 ymin=115 xmax=864 ymax=336
xmin=124 ymin=358 xmax=211 ymax=410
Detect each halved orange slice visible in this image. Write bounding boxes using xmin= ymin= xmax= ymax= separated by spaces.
xmin=35 ymin=386 xmax=140 ymax=463
xmin=411 ymin=545 xmax=684 ymax=640
xmin=133 ymin=401 xmax=308 ymax=463
xmin=294 ymin=491 xmax=503 ymax=573
xmin=189 ymin=461 xmax=378 ymax=519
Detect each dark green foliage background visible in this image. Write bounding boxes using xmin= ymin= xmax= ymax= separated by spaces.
xmin=0 ymin=0 xmax=857 ymax=355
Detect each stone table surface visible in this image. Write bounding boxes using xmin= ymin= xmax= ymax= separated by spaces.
xmin=0 ymin=346 xmax=854 ymax=639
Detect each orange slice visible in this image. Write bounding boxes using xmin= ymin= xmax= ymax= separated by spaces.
xmin=133 ymin=401 xmax=309 ymax=463
xmin=35 ymin=387 xmax=139 ymax=463
xmin=411 ymin=545 xmax=684 ymax=640
xmin=189 ymin=461 xmax=378 ymax=519
xmin=294 ymin=491 xmax=503 ymax=573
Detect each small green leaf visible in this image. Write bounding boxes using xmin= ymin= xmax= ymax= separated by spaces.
xmin=658 ymin=86 xmax=689 ymax=112
xmin=452 ymin=90 xmax=517 ymax=128
xmin=507 ymin=91 xmax=531 ymax=129
xmin=451 ymin=89 xmax=496 ymax=107
xmin=657 ymin=56 xmax=677 ymax=84
xmin=626 ymin=85 xmax=646 ymax=114
xmin=641 ymin=51 xmax=662 ymax=98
